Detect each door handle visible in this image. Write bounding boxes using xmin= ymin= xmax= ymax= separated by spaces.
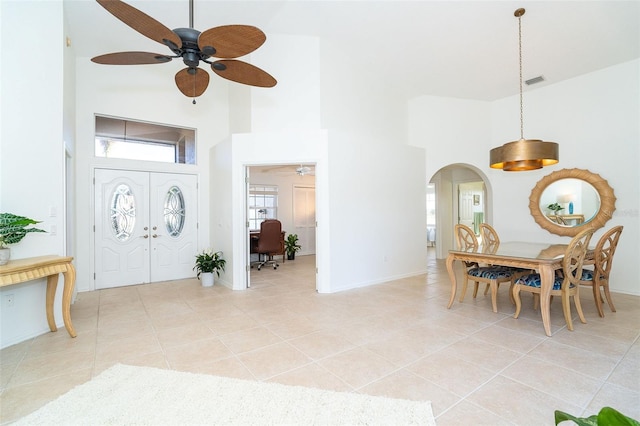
xmin=141 ymin=234 xmax=149 ymax=239
xmin=152 ymin=234 xmax=159 ymax=238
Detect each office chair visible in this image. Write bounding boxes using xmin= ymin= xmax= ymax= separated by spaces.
xmin=253 ymin=219 xmax=282 ymax=270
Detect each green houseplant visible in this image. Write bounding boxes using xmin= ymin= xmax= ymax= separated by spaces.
xmin=555 ymin=407 xmax=639 ymax=426
xmin=547 ymin=203 xmax=564 ymax=214
xmin=0 ymin=213 xmax=46 ymax=265
xmin=284 ymin=233 xmax=301 ymax=260
xmin=193 ymin=250 xmax=226 ymax=287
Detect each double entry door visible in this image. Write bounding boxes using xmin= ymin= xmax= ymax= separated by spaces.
xmin=94 ymin=169 xmax=198 ymax=289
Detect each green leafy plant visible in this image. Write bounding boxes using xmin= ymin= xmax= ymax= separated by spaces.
xmin=193 ymin=250 xmax=226 ymax=278
xmin=555 ymin=407 xmax=640 ymax=426
xmin=284 ymin=233 xmax=301 ymax=256
xmin=547 ymin=202 xmax=564 ymax=213
xmin=0 ymin=213 xmax=46 ymax=248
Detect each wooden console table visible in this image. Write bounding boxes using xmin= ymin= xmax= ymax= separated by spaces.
xmin=0 ymin=255 xmax=76 ymax=338
xmin=547 ymin=214 xmax=585 ymax=225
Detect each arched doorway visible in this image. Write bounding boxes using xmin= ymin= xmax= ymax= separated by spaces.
xmin=429 ymin=163 xmax=493 ymax=260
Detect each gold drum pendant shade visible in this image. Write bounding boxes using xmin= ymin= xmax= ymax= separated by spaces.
xmin=490 ymin=139 xmax=559 ymax=171
xmin=490 ymin=8 xmax=559 ymax=171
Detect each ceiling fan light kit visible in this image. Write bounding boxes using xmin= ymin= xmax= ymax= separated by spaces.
xmin=296 ymin=166 xmax=312 ymax=176
xmin=490 ymin=8 xmax=559 ymax=172
xmin=91 ymin=0 xmax=277 ymax=102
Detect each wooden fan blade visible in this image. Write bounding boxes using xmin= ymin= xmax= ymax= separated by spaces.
xmin=198 ymin=25 xmax=266 ymax=58
xmin=96 ymin=0 xmax=182 ymax=50
xmin=91 ymin=52 xmax=172 ymax=65
xmin=211 ymin=60 xmax=277 ymax=88
xmin=175 ymin=68 xmax=210 ymax=98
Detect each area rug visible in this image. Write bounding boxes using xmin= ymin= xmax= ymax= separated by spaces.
xmin=16 ymin=363 xmax=436 ymax=425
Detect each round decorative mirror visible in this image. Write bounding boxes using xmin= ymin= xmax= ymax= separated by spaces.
xmin=529 ymin=168 xmax=616 ymax=236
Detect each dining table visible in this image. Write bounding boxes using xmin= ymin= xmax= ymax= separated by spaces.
xmin=446 ymin=241 xmax=574 ymax=337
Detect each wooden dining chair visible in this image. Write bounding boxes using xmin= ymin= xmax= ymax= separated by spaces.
xmin=513 ymin=227 xmax=595 ymax=331
xmin=478 ymin=223 xmax=527 ymax=302
xmin=455 ymin=224 xmax=520 ymax=313
xmin=578 ymin=225 xmax=623 ymax=317
xmin=479 ymin=223 xmax=500 ymax=249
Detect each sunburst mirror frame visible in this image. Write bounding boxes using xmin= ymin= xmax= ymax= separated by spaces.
xmin=529 ymin=168 xmax=616 ymax=237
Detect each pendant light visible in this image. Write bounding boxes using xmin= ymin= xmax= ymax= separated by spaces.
xmin=490 ymin=8 xmax=559 ymax=171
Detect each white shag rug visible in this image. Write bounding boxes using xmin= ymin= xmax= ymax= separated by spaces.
xmin=16 ymin=364 xmax=436 ymax=425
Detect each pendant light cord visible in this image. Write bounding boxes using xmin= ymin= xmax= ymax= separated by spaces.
xmin=518 ymin=12 xmax=524 ymax=140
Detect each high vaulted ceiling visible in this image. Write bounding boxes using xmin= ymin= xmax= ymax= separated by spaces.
xmin=64 ymin=0 xmax=639 ymax=101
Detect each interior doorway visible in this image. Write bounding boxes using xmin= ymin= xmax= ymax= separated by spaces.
xmin=458 ymin=181 xmax=485 ymax=235
xmin=426 ymin=183 xmax=436 ymax=247
xmin=429 ymin=164 xmax=492 ymax=259
xmin=246 ymin=164 xmax=317 ymax=290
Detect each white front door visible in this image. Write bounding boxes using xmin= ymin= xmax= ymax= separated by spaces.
xmin=149 ymin=172 xmax=198 ymax=282
xmin=292 ymin=185 xmax=316 ymax=255
xmin=458 ymin=185 xmax=475 ymax=229
xmin=94 ymin=169 xmax=198 ymax=289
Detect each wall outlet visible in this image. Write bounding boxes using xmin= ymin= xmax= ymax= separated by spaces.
xmin=3 ymin=294 xmax=15 ymax=307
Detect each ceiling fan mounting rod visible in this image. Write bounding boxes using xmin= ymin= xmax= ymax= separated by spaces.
xmin=189 ymin=0 xmax=194 ymax=29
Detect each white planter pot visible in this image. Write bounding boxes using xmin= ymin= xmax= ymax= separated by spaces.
xmin=0 ymin=247 xmax=10 ymax=265
xmin=200 ymin=272 xmax=214 ymax=287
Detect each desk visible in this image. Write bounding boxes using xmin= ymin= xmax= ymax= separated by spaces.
xmin=0 ymin=255 xmax=77 ymax=338
xmin=447 ymin=242 xmax=570 ymax=337
xmin=250 ymin=231 xmax=286 ymax=263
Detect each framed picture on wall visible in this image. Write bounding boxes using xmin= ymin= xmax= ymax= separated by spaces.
xmin=473 ymin=194 xmax=480 ymax=206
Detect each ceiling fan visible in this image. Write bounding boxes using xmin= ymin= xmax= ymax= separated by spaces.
xmin=91 ymin=0 xmax=277 ymax=103
xmin=296 ymin=166 xmax=313 ymax=176
xmin=252 ymin=165 xmax=315 ymax=176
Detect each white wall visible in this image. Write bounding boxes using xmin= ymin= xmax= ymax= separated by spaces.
xmin=409 ymin=60 xmax=640 ymax=296
xmin=319 ymin=39 xmax=428 ymax=292
xmin=1 ymin=1 xmax=68 ymax=348
xmin=251 ymin=35 xmax=321 ymax=131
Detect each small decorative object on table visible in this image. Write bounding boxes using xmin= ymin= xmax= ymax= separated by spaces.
xmin=0 ymin=213 xmax=47 ymax=265
xmin=193 ymin=250 xmax=226 ymax=287
xmin=284 ymin=233 xmax=301 ymax=261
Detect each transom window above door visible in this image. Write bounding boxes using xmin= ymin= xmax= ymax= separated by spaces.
xmin=94 ymin=115 xmax=196 ymax=164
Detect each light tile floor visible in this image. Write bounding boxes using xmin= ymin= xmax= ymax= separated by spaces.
xmin=1 ymin=249 xmax=639 ymax=425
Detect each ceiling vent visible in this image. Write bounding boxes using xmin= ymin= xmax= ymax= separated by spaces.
xmin=525 ymin=75 xmax=545 ymax=85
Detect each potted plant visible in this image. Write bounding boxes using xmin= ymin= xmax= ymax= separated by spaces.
xmin=547 ymin=202 xmax=564 ymax=215
xmin=284 ymin=233 xmax=301 ymax=261
xmin=193 ymin=249 xmax=226 ymax=287
xmin=0 ymin=213 xmax=47 ymax=265
xmin=555 ymin=406 xmax=639 ymax=425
